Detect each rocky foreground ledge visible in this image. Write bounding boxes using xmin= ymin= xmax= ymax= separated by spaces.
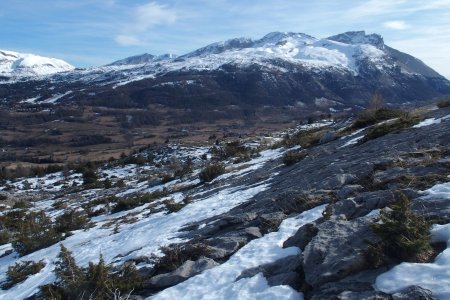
xmin=144 ymin=106 xmax=450 ymax=299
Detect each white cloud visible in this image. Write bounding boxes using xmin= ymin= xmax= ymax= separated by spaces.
xmin=115 ymin=34 xmax=142 ymax=46
xmin=347 ymin=0 xmax=406 ymax=19
xmin=383 ymin=20 xmax=410 ymax=30
xmin=115 ymin=2 xmax=177 ymax=46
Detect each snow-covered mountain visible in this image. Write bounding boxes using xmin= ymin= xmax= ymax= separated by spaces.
xmin=0 ymin=49 xmax=74 ymax=78
xmin=92 ymin=30 xmax=441 ymax=80
xmin=1 ymin=31 xmax=449 ymax=108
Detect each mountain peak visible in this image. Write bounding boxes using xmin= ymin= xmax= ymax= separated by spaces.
xmin=108 ymin=53 xmax=155 ymax=66
xmin=327 ymin=31 xmax=384 ymax=48
xmin=256 ymin=32 xmax=316 ymax=45
xmin=0 ymin=49 xmax=74 ymax=78
xmin=182 ymin=37 xmax=254 ymax=58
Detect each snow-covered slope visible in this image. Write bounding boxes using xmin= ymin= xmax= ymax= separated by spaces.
xmin=108 ymin=53 xmax=178 ymax=66
xmin=176 ymin=31 xmax=384 ymax=75
xmin=0 ymin=49 xmax=74 ymax=78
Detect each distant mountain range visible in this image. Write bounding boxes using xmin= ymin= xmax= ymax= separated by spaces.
xmin=1 ymin=31 xmax=449 ymax=110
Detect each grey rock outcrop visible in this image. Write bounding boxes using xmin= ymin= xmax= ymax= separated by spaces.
xmin=303 ymin=216 xmax=378 ymax=287
xmin=236 ymin=255 xmax=303 ymax=290
xmin=145 ymin=257 xmax=219 ymax=289
xmin=392 ymin=285 xmax=434 ymax=300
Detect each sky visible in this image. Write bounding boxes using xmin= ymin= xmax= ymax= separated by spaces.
xmin=1 ymin=0 xmax=450 ymax=78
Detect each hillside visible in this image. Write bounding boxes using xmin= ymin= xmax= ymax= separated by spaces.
xmin=0 ymin=102 xmax=449 ymax=299
xmin=0 ymin=31 xmax=449 ymax=167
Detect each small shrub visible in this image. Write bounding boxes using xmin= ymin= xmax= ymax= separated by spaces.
xmin=437 ymin=98 xmax=450 ymax=108
xmin=12 ymin=211 xmax=62 ymax=256
xmin=352 ymin=108 xmax=403 ymax=129
xmin=111 ymin=191 xmax=168 ymax=213
xmin=364 ymin=241 xmax=385 ymax=268
xmin=151 ymin=242 xmax=210 ymax=274
xmin=163 ymin=199 xmax=185 ymax=213
xmin=199 ymin=163 xmax=225 ymax=182
xmin=103 ymin=178 xmax=112 ymax=189
xmin=114 ymin=179 xmax=126 ymax=188
xmin=52 ymin=200 xmax=67 ymax=209
xmin=42 ymin=244 xmax=142 ymax=299
xmin=282 ymin=150 xmax=308 ymax=166
xmin=0 ymin=230 xmax=10 ymax=245
xmin=361 ymin=114 xmax=422 ymax=142
xmin=281 ymin=128 xmax=325 ymax=148
xmin=81 ymin=168 xmax=98 ymax=186
xmin=12 ymin=200 xmax=30 ymax=209
xmin=55 ymin=209 xmax=90 ymax=234
xmin=371 ymin=192 xmax=432 ymax=262
xmin=0 ymin=210 xmax=27 ymax=232
xmin=276 ymin=193 xmax=326 ymax=215
xmin=2 ymin=260 xmax=46 ymax=289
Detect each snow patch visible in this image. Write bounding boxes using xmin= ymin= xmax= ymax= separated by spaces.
xmin=413 ymin=115 xmax=450 ymax=128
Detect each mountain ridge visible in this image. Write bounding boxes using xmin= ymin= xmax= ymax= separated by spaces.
xmin=1 ymin=31 xmax=449 ymax=110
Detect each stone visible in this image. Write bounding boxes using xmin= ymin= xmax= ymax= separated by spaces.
xmin=311 ymin=268 xmax=391 ymax=299
xmin=244 ymin=226 xmax=262 ymax=238
xmin=267 ymin=272 xmax=302 ymax=290
xmin=236 ymin=255 xmax=302 ymax=281
xmin=333 ymin=291 xmax=391 ymax=300
xmin=145 ymin=257 xmax=219 ymax=289
xmin=303 ymin=217 xmax=377 ymax=287
xmin=392 ymin=285 xmax=434 ymax=300
xmin=207 ymin=236 xmax=248 ymax=259
xmin=283 ymin=223 xmax=318 ymax=250
xmin=337 ymin=184 xmax=364 ymax=200
xmin=329 ymin=199 xmax=358 ymax=219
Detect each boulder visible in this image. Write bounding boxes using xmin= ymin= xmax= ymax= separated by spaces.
xmin=283 ymin=223 xmax=318 ymax=250
xmin=145 ymin=257 xmax=219 ymax=289
xmin=325 ymin=173 xmax=357 ymax=189
xmin=332 ymin=291 xmax=391 ymax=300
xmin=244 ymin=226 xmax=263 ymax=238
xmin=207 ymin=236 xmax=248 ymax=259
xmin=392 ymin=285 xmax=434 ymax=300
xmin=236 ymin=255 xmax=303 ymax=290
xmin=337 ymin=184 xmax=364 ymax=200
xmin=311 ymin=268 xmax=391 ymax=299
xmin=303 ymin=216 xmax=378 ymax=287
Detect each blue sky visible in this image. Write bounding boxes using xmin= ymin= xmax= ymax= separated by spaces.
xmin=1 ymin=0 xmax=450 ymax=78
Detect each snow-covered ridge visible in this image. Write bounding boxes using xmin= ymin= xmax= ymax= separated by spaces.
xmin=1 ymin=30 xmax=442 ymax=90
xmin=0 ymin=49 xmax=74 ymax=78
xmin=50 ymin=31 xmax=390 ymax=87
xmin=171 ymin=31 xmax=385 ymax=75
xmin=108 ymin=53 xmax=178 ymax=66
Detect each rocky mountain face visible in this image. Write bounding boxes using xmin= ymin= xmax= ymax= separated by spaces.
xmin=1 ymin=31 xmax=449 ymax=111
